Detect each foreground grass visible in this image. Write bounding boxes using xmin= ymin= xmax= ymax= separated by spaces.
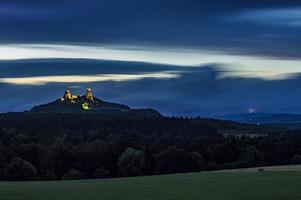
xmin=220 ymin=164 xmax=301 ymax=172
xmin=1 ymin=171 xmax=301 ymax=200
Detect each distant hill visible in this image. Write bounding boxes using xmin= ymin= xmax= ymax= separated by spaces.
xmin=9 ymin=88 xmax=287 ymax=134
xmin=30 ymin=88 xmax=161 ymax=117
xmin=0 ymin=103 xmax=295 ymax=182
xmin=215 ymin=113 xmax=273 ymax=124
xmin=215 ymin=113 xmax=301 ymax=129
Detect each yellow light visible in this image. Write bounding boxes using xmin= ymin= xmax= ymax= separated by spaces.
xmin=82 ymin=102 xmax=90 ymax=110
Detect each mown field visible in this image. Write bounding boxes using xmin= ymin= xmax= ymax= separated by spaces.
xmin=220 ymin=164 xmax=301 ymax=172
xmin=1 ymin=169 xmax=301 ymax=200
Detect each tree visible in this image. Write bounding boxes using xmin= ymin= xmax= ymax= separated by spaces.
xmin=118 ymin=147 xmax=145 ymax=177
xmin=5 ymin=157 xmax=37 ymax=181
xmin=83 ymin=139 xmax=119 ymax=177
xmin=243 ymin=146 xmax=264 ymax=167
xmin=206 ymin=161 xmax=220 ymax=171
xmin=156 ymin=146 xmax=191 ymax=174
xmin=291 ymin=154 xmax=301 ymax=164
xmin=190 ymin=151 xmax=206 ymax=172
xmin=17 ymin=143 xmax=41 ymax=168
xmin=93 ymin=167 xmax=111 ymax=178
xmin=39 ymin=169 xmax=57 ymax=180
xmin=0 ymin=155 xmax=5 ymax=180
xmin=48 ymin=139 xmax=73 ymax=179
xmin=62 ymin=169 xmax=84 ymax=180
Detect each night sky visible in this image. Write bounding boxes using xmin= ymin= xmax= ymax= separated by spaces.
xmin=1 ymin=0 xmax=301 ymax=116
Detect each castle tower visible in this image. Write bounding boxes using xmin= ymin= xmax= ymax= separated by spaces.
xmin=62 ymin=89 xmax=72 ymax=101
xmin=85 ymin=88 xmax=94 ymax=101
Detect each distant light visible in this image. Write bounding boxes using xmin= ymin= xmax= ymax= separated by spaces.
xmin=248 ymin=108 xmax=255 ymax=113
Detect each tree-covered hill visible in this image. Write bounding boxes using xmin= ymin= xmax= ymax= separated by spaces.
xmin=0 ymin=112 xmax=300 ymax=181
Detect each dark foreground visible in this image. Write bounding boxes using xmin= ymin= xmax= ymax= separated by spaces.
xmin=1 ymin=171 xmax=301 ymax=200
xmin=1 ymin=113 xmax=299 ymax=181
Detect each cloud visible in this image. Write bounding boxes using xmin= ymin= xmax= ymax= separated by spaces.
xmin=1 ymin=44 xmax=301 ymax=80
xmin=0 ymin=72 xmax=181 ymax=85
xmin=232 ymin=7 xmax=301 ymax=27
xmin=1 ymin=1 xmax=301 ymax=61
xmin=0 ymin=3 xmax=64 ymax=19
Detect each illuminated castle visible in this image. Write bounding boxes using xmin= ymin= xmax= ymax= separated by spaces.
xmin=85 ymin=88 xmax=94 ymax=101
xmin=61 ymin=88 xmax=94 ymax=102
xmin=62 ymin=89 xmax=71 ymax=100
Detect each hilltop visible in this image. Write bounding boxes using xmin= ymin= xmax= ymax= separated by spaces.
xmin=30 ymin=88 xmax=161 ymax=117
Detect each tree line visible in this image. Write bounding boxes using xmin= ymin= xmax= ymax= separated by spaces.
xmin=0 ymin=113 xmax=301 ymax=181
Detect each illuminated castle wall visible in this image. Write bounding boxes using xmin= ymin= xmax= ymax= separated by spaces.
xmin=61 ymin=88 xmax=94 ymax=102
xmin=62 ymin=89 xmax=72 ymax=101
xmin=85 ymin=88 xmax=94 ymax=101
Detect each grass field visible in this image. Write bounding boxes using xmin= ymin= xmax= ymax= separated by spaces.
xmin=220 ymin=164 xmax=301 ymax=172
xmin=1 ymin=169 xmax=301 ymax=200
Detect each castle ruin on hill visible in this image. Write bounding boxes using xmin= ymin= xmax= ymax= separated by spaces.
xmin=61 ymin=88 xmax=94 ymax=102
xmin=85 ymin=88 xmax=94 ymax=101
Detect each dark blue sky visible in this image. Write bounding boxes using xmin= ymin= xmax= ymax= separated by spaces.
xmin=1 ymin=0 xmax=301 ymax=116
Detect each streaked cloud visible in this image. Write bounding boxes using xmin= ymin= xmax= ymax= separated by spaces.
xmin=232 ymin=7 xmax=301 ymax=27
xmin=218 ymin=71 xmax=296 ymax=81
xmin=0 ymin=71 xmax=181 ymax=85
xmin=0 ymin=44 xmax=213 ymax=66
xmin=1 ymin=44 xmax=301 ymax=80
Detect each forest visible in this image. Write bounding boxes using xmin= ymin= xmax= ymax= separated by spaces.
xmin=0 ymin=113 xmax=301 ymax=181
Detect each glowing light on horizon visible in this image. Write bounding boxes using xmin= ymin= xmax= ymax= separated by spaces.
xmin=248 ymin=108 xmax=256 ymax=113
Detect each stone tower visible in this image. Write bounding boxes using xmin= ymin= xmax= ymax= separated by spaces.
xmin=85 ymin=88 xmax=94 ymax=101
xmin=62 ymin=89 xmax=72 ymax=101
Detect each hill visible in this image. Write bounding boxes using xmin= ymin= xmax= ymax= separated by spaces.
xmin=30 ymin=88 xmax=161 ymax=117
xmin=216 ymin=113 xmax=301 ymax=129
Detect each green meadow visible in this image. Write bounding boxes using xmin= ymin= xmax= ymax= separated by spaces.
xmin=1 ymin=170 xmax=301 ymax=200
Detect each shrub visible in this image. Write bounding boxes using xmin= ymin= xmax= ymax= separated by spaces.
xmin=118 ymin=147 xmax=145 ymax=177
xmin=40 ymin=169 xmax=57 ymax=180
xmin=206 ymin=162 xmax=220 ymax=171
xmin=5 ymin=157 xmax=37 ymax=181
xmin=62 ymin=169 xmax=84 ymax=180
xmin=0 ymin=156 xmax=5 ymax=180
xmin=291 ymin=154 xmax=301 ymax=164
xmin=243 ymin=146 xmax=264 ymax=167
xmin=190 ymin=151 xmax=206 ymax=172
xmin=156 ymin=146 xmax=191 ymax=174
xmin=93 ymin=167 xmax=111 ymax=179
